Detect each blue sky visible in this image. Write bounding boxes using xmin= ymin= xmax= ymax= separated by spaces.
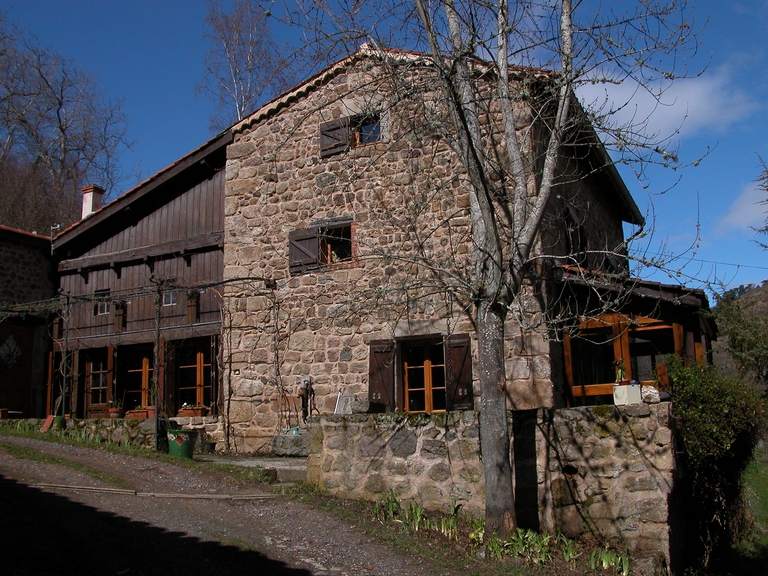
xmin=2 ymin=1 xmax=768 ymax=292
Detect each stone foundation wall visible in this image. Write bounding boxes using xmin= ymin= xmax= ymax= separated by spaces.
xmin=307 ymin=403 xmax=675 ymax=575
xmin=307 ymin=411 xmax=485 ymax=514
xmin=15 ymin=416 xmax=226 ymax=452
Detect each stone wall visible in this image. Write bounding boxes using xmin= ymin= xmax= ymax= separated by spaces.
xmin=307 ymin=403 xmax=675 ymax=575
xmin=306 ymin=411 xmax=485 ymax=514
xmin=15 ymin=415 xmax=226 ymax=452
xmin=0 ymin=229 xmax=54 ymax=304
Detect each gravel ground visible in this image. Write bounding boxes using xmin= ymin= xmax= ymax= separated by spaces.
xmin=0 ymin=436 xmax=458 ymax=576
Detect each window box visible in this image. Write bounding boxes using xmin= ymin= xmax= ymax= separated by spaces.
xmin=177 ymin=406 xmax=208 ymax=417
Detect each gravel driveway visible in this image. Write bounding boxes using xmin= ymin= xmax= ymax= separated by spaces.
xmin=0 ymin=436 xmax=456 ymax=576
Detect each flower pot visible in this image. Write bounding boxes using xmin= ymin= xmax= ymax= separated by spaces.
xmin=177 ymin=407 xmax=208 ymax=417
xmin=167 ymin=429 xmax=198 ymax=459
xmin=108 ymin=407 xmax=124 ymax=419
xmin=125 ymin=409 xmax=148 ymax=419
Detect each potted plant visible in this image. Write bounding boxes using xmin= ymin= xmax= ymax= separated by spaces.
xmin=125 ymin=406 xmax=148 ymax=419
xmin=176 ymin=403 xmax=208 ymax=417
xmin=107 ymin=399 xmax=124 ymax=418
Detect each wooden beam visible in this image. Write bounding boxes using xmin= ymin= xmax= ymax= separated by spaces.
xmin=59 ymin=231 xmax=223 ymax=272
xmin=571 ymin=383 xmax=615 ymax=397
xmin=53 ymin=321 xmax=221 ymax=350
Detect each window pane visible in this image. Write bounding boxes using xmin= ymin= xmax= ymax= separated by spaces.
xmin=407 ymin=367 xmax=425 ymax=390
xmin=406 ymin=345 xmax=425 ymax=367
xmin=430 ymin=343 xmax=444 ymax=365
xmin=359 ymin=121 xmax=380 ymax=144
xmin=571 ymin=331 xmax=615 ymax=386
xmin=408 ymin=390 xmax=425 ymax=411
xmin=432 ymin=388 xmax=446 ymax=411
xmin=630 ymin=329 xmax=674 ymax=382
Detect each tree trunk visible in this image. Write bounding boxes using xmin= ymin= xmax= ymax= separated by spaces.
xmin=476 ymin=298 xmax=515 ymax=538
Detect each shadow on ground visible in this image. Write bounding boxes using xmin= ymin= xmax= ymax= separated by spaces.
xmin=0 ymin=474 xmax=311 ymax=576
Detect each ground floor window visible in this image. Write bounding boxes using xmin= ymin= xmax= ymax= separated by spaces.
xmin=369 ymin=334 xmax=472 ymax=413
xmin=564 ymin=313 xmax=683 ymax=404
xmin=174 ymin=338 xmax=215 ymax=408
xmin=117 ymin=345 xmax=153 ymax=410
xmin=83 ymin=349 xmax=111 ymax=408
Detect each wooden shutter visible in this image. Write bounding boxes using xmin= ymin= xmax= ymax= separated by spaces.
xmin=445 ymin=334 xmax=473 ymax=410
xmin=319 ymin=118 xmax=349 ymax=158
xmin=369 ymin=340 xmax=395 ymax=412
xmin=288 ymin=227 xmax=320 ymax=274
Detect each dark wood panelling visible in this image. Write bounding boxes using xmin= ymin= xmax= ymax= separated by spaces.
xmin=56 ymin=165 xmax=226 ymax=348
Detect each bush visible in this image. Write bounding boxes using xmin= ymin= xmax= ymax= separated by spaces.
xmin=669 ymin=356 xmax=768 ymax=566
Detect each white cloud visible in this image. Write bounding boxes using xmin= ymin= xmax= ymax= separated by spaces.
xmin=718 ymin=182 xmax=766 ymax=232
xmin=578 ymin=65 xmax=759 ymax=143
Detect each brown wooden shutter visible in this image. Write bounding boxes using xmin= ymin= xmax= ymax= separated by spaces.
xmin=368 ymin=340 xmax=395 ymax=412
xmin=319 ymin=118 xmax=349 ymax=158
xmin=288 ymin=227 xmax=320 ymax=274
xmin=445 ymin=334 xmax=473 ymax=410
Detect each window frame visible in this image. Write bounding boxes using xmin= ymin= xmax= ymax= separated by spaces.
xmin=563 ymin=313 xmax=684 ymax=402
xmin=288 ymin=217 xmax=355 ymax=275
xmin=319 ymin=112 xmax=382 ymax=158
xmin=368 ymin=334 xmax=473 ymax=413
xmin=94 ymin=289 xmax=111 ymax=316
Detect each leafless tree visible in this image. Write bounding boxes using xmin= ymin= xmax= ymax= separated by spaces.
xmin=0 ymin=14 xmax=128 ymax=233
xmin=271 ymin=0 xmax=702 ymax=537
xmin=200 ymin=0 xmax=296 ymax=131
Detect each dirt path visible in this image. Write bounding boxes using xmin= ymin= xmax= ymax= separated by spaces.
xmin=0 ymin=436 xmax=454 ymax=576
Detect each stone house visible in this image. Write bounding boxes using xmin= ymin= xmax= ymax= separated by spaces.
xmin=220 ymin=48 xmax=716 ymax=572
xmin=0 ymin=225 xmax=55 ymax=418
xmin=221 ymin=47 xmax=713 ymax=450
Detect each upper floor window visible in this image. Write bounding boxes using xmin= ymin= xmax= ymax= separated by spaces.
xmin=163 ymin=292 xmax=178 ymax=307
xmin=288 ymin=217 xmax=354 ymax=274
xmin=94 ymin=289 xmax=110 ymax=316
xmin=319 ymin=112 xmax=381 ymax=158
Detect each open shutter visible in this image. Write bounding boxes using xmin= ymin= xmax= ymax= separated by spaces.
xmin=369 ymin=340 xmax=395 ymax=412
xmin=320 ymin=118 xmax=349 ymax=158
xmin=445 ymin=334 xmax=473 ymax=410
xmin=288 ymin=227 xmax=320 ymax=274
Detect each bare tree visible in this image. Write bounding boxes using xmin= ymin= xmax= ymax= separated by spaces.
xmin=200 ymin=0 xmax=296 ymax=131
xmin=0 ymin=14 xmax=128 ymax=232
xmin=262 ymin=0 xmax=702 ymax=537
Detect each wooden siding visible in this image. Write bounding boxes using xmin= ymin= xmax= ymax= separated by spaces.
xmin=56 ymin=169 xmax=225 ymax=348
xmin=67 ymin=170 xmax=223 ymax=261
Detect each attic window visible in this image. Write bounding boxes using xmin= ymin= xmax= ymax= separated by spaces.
xmin=319 ymin=112 xmax=381 ymax=158
xmin=351 ymin=113 xmax=381 ymax=146
xmin=288 ymin=218 xmax=354 ymax=274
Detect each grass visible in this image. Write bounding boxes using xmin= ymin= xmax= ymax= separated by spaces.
xmin=0 ymin=420 xmax=275 ymax=486
xmin=0 ymin=439 xmax=133 ymax=490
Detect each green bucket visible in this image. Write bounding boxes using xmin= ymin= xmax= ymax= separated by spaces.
xmin=167 ymin=429 xmax=198 ymax=458
xmin=52 ymin=415 xmax=66 ymax=431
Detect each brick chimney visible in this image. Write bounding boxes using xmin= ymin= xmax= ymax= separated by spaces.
xmin=81 ymin=184 xmax=105 ymax=219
